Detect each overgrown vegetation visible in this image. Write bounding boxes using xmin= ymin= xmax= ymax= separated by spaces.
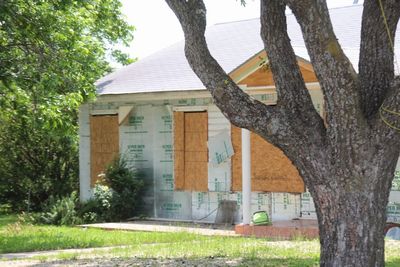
xmin=0 ymin=0 xmax=134 ymax=212
xmin=34 ymin=157 xmax=144 ymax=225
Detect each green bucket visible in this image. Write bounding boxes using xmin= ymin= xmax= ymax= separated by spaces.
xmin=252 ymin=211 xmax=271 ymax=225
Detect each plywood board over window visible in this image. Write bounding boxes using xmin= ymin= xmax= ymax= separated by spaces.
xmin=174 ymin=111 xmax=208 ymax=191
xmin=231 ymin=125 xmax=305 ymax=193
xmin=90 ymin=115 xmax=119 ymax=186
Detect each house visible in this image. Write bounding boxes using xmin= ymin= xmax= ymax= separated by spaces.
xmin=79 ymin=5 xmax=400 ymax=223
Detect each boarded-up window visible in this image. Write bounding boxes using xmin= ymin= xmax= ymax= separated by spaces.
xmin=174 ymin=111 xmax=208 ymax=191
xmin=90 ymin=115 xmax=119 ymax=186
xmin=231 ymin=125 xmax=304 ymax=193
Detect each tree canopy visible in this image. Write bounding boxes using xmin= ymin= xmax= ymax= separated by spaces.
xmin=0 ymin=0 xmax=134 ymax=211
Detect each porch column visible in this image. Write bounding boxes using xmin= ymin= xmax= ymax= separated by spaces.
xmin=242 ymin=128 xmax=251 ymax=225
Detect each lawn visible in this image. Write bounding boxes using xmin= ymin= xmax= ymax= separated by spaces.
xmin=1 ymin=214 xmax=399 ymax=266
xmin=0 ymin=214 xmax=203 ymax=253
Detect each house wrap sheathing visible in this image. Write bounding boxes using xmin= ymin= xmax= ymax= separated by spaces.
xmin=79 ymin=5 xmax=400 ymax=223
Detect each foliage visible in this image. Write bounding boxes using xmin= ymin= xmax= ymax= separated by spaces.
xmin=0 ymin=0 xmax=134 ymax=211
xmin=33 ymin=157 xmax=144 ymax=225
xmin=104 ymin=156 xmax=144 ymax=221
xmin=34 ymin=192 xmax=82 ymax=226
xmin=77 ymin=184 xmax=113 ymax=223
xmin=82 ymin=157 xmax=144 ymax=222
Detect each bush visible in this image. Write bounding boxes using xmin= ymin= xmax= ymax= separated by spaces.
xmin=102 ymin=156 xmax=144 ymax=221
xmin=33 ymin=156 xmax=144 ymax=226
xmin=78 ymin=184 xmax=113 ymax=222
xmin=34 ymin=192 xmax=82 ymax=226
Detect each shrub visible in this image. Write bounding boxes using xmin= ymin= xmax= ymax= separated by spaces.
xmin=35 ymin=192 xmax=82 ymax=226
xmin=78 ymin=184 xmax=113 ymax=222
xmin=33 ymin=156 xmax=144 ymax=225
xmin=102 ymin=156 xmax=144 ymax=221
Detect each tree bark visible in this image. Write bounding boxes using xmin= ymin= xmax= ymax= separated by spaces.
xmin=308 ymin=163 xmax=395 ymax=267
xmin=316 ymin=190 xmax=387 ymax=266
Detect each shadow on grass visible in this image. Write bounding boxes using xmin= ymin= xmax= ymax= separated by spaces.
xmin=26 ymin=256 xmax=400 ymax=267
xmin=0 ymin=235 xmax=104 ymax=254
xmin=240 ymin=257 xmax=319 ymax=266
xmin=23 ymin=256 xmax=320 ymax=267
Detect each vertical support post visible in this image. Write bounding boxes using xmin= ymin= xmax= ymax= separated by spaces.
xmin=242 ymin=128 xmax=251 ymax=225
xmin=78 ymin=104 xmax=92 ymax=202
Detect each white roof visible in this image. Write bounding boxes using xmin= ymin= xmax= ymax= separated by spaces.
xmin=97 ymin=5 xmax=400 ymax=95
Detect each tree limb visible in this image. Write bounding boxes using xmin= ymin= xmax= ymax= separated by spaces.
xmin=375 ymin=76 xmax=400 ymax=144
xmin=165 ymin=0 xmax=281 ymax=133
xmin=260 ymin=1 xmax=313 ymax=114
xmin=260 ymin=0 xmax=325 ymax=144
xmin=359 ymin=0 xmax=400 ymax=118
xmin=286 ymin=0 xmax=363 ymax=132
xmin=166 ymin=0 xmax=329 ymax=185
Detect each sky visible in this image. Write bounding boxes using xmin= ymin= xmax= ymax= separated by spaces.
xmin=121 ymin=0 xmax=363 ymax=60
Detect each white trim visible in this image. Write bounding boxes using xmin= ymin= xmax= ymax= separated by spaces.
xmin=233 ymin=58 xmax=266 ymax=84
xmin=90 ymin=109 xmax=118 ymax=115
xmin=241 ymin=128 xmax=251 ymax=225
xmin=245 ymin=82 xmax=321 ymax=91
xmin=97 ymin=90 xmax=211 ymax=103
xmin=95 ymin=83 xmax=321 ymax=104
xmin=118 ymin=106 xmax=134 ymax=125
xmin=78 ymin=104 xmax=92 ymax=202
xmin=172 ymin=106 xmax=208 ymax=112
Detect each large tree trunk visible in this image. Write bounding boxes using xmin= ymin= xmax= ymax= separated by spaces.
xmin=305 ymin=154 xmax=397 ymax=267
xmin=318 ymin=197 xmax=387 ymax=266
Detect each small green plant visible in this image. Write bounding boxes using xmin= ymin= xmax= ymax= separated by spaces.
xmin=78 ymin=184 xmax=113 ymax=222
xmin=35 ymin=192 xmax=82 ymax=226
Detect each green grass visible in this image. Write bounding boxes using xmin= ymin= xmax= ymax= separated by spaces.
xmin=0 ymin=214 xmax=17 ymax=228
xmin=0 ymin=214 xmax=204 ymax=253
xmin=1 ymin=214 xmax=399 ymax=267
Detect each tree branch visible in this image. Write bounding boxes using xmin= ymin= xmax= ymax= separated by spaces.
xmin=166 ymin=0 xmax=329 ymax=185
xmin=260 ymin=0 xmax=325 ymax=142
xmin=286 ymin=0 xmax=363 ymax=132
xmin=375 ymin=76 xmax=400 ymax=143
xmin=165 ymin=0 xmax=279 ymax=131
xmin=359 ymin=0 xmax=400 ymax=118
